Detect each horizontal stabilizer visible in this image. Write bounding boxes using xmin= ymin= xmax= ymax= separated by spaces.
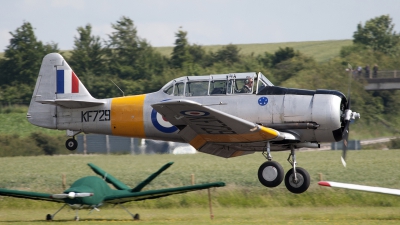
xmin=88 ymin=163 xmax=130 ymax=190
xmin=131 ymin=162 xmax=174 ymax=192
xmin=37 ymin=99 xmax=104 ymax=108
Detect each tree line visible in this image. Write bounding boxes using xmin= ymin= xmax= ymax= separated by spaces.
xmin=0 ymin=15 xmax=400 ymax=124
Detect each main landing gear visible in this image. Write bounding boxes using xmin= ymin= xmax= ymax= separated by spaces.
xmin=257 ymin=143 xmax=310 ymax=194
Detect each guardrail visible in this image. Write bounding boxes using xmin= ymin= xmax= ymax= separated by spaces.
xmin=359 ymin=70 xmax=399 ymax=79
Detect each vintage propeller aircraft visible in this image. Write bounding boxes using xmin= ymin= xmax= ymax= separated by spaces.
xmin=27 ymin=53 xmax=360 ymax=194
xmin=0 ymin=162 xmax=225 ymax=221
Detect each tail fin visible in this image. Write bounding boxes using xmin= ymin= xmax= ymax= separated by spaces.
xmin=27 ymin=53 xmax=104 ymax=129
xmin=131 ymin=162 xmax=174 ymax=192
xmin=88 ymin=163 xmax=131 ymax=190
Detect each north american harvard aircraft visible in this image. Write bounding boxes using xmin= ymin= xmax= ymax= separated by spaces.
xmin=27 ymin=53 xmax=360 ymax=194
xmin=0 ymin=162 xmax=225 ymax=221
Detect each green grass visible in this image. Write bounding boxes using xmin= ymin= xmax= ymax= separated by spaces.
xmin=1 ymin=207 xmax=400 ymax=224
xmin=155 ymin=40 xmax=352 ymax=62
xmin=0 ymin=112 xmax=63 ymax=137
xmin=1 ymin=151 xmax=400 ymax=223
xmin=1 ymin=150 xmax=400 ymax=203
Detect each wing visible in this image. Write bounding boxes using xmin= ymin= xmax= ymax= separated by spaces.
xmin=104 ymin=182 xmax=225 ymax=204
xmin=152 ymin=100 xmax=297 ymax=158
xmin=0 ymin=188 xmax=64 ymax=203
xmin=318 ymin=181 xmax=400 ymax=196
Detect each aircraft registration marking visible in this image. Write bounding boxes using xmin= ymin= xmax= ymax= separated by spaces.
xmin=81 ymin=110 xmax=111 ymax=122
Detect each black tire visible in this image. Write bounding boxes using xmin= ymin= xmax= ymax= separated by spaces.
xmin=133 ymin=213 xmax=140 ymax=220
xmin=65 ymin=138 xmax=78 ymax=151
xmin=46 ymin=214 xmax=52 ymax=221
xmin=257 ymin=161 xmax=284 ymax=188
xmin=284 ymin=167 xmax=310 ymax=194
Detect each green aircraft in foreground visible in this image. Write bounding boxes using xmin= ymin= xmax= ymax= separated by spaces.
xmin=0 ymin=162 xmax=225 ymax=221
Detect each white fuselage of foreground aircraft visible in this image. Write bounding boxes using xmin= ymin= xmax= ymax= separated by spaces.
xmin=27 ymin=53 xmax=360 ymax=194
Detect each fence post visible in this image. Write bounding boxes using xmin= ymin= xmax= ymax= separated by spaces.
xmin=106 ymin=135 xmax=110 ymax=154
xmin=83 ymin=134 xmax=87 ymax=155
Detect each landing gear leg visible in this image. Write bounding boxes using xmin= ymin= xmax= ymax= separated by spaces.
xmin=118 ymin=203 xmax=140 ymax=220
xmin=258 ymin=142 xmax=284 ymax=188
xmin=46 ymin=204 xmax=67 ymax=221
xmin=284 ymin=145 xmax=310 ymax=194
xmin=74 ymin=210 xmax=79 ymax=221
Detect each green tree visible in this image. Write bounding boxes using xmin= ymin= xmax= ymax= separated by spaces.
xmin=213 ymin=44 xmax=241 ymax=65
xmin=69 ymin=24 xmax=107 ymax=78
xmin=0 ymin=21 xmax=59 ymax=87
xmin=272 ymin=47 xmax=299 ymax=66
xmin=0 ymin=21 xmax=58 ymax=104
xmin=106 ymin=16 xmax=166 ymax=80
xmin=353 ymin=15 xmax=400 ymax=54
xmin=171 ymin=29 xmax=192 ymax=68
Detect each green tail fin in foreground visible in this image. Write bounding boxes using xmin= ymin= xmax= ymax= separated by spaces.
xmin=131 ymin=162 xmax=174 ymax=192
xmin=87 ymin=163 xmax=130 ymax=190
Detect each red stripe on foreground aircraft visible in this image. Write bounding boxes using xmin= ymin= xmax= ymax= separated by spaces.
xmin=26 ymin=53 xmax=360 ymax=194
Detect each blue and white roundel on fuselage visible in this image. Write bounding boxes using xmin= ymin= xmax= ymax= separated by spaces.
xmin=151 ymin=109 xmax=178 ymax=133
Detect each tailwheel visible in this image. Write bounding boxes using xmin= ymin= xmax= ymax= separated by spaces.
xmin=65 ymin=138 xmax=78 ymax=151
xmin=258 ymin=161 xmax=284 ymax=188
xmin=284 ymin=167 xmax=310 ymax=194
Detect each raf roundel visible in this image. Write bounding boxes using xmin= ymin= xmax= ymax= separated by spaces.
xmin=258 ymin=97 xmax=269 ymax=106
xmin=151 ymin=109 xmax=178 ymax=133
xmin=180 ymin=110 xmax=210 ymax=116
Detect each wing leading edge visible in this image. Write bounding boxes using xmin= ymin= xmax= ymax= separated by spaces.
xmin=152 ymin=100 xmax=297 ymax=158
xmin=0 ymin=188 xmax=64 ymax=203
xmin=318 ymin=181 xmax=400 ymax=196
xmin=104 ymin=182 xmax=225 ymax=204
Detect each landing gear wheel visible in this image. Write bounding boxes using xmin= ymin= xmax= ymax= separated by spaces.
xmin=284 ymin=167 xmax=310 ymax=194
xmin=65 ymin=138 xmax=78 ymax=151
xmin=258 ymin=161 xmax=284 ymax=188
xmin=74 ymin=216 xmax=79 ymax=221
xmin=46 ymin=214 xmax=52 ymax=221
xmin=133 ymin=213 xmax=140 ymax=220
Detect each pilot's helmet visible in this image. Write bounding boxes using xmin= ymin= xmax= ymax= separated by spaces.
xmin=244 ymin=76 xmax=253 ymax=85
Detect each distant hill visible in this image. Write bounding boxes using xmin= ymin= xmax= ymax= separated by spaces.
xmin=0 ymin=40 xmax=352 ymax=63
xmin=155 ymin=40 xmax=352 ymax=62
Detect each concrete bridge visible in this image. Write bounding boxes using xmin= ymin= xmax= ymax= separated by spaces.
xmin=363 ymin=70 xmax=400 ymax=91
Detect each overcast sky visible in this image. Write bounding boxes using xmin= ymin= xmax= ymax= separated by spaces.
xmin=1 ymin=0 xmax=399 ymax=51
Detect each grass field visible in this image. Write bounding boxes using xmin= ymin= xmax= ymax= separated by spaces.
xmin=0 ymin=150 xmax=400 ymax=224
xmin=155 ymin=40 xmax=352 ymax=62
xmin=1 ymin=207 xmax=400 ymax=224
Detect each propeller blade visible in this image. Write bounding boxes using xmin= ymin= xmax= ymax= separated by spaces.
xmin=51 ymin=194 xmax=69 ymax=199
xmin=51 ymin=192 xmax=93 ymax=199
xmin=341 ymin=122 xmax=349 ymax=167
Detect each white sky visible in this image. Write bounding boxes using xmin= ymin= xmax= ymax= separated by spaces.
xmin=1 ymin=0 xmax=399 ymax=51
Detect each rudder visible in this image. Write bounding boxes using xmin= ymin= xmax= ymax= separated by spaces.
xmin=27 ymin=53 xmax=98 ymax=129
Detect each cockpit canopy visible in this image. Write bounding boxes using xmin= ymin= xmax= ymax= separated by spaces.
xmin=161 ymin=72 xmax=273 ymax=97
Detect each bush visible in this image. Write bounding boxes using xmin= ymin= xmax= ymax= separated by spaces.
xmin=0 ymin=132 xmax=70 ymax=156
xmin=389 ymin=138 xmax=400 ymax=149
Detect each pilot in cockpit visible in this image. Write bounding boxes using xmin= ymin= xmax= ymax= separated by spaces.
xmin=240 ymin=76 xmax=253 ymax=93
